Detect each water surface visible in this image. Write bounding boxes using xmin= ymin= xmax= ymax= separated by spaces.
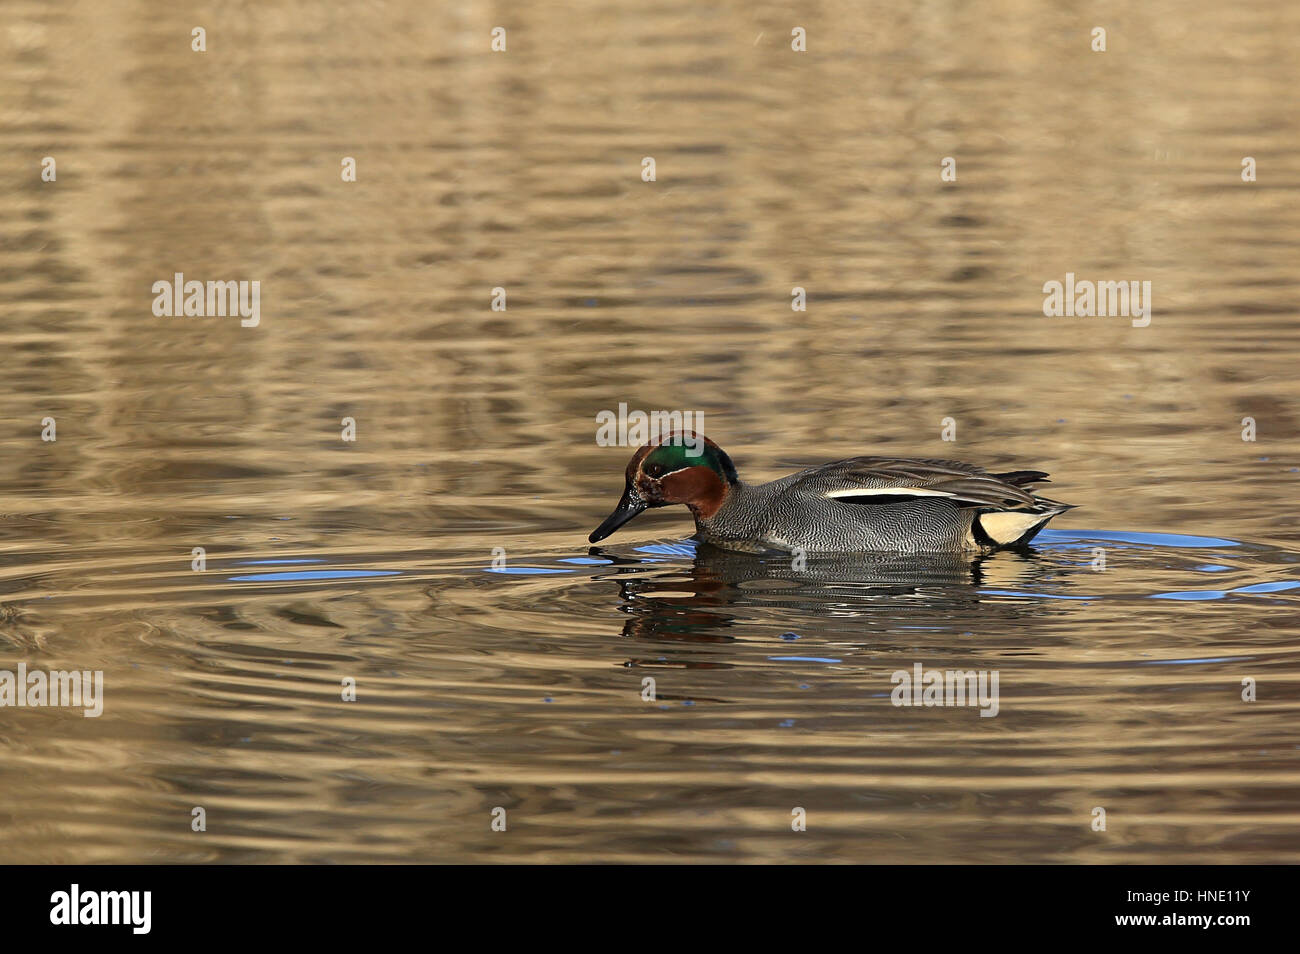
xmin=1 ymin=0 xmax=1298 ymax=863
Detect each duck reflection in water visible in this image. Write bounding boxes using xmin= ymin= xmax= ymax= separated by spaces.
xmin=588 ymin=540 xmax=1068 ymax=658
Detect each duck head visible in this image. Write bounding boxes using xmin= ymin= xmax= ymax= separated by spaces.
xmin=588 ymin=431 xmax=739 ymax=543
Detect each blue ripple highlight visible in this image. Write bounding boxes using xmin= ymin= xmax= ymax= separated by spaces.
xmin=979 ymin=589 xmax=1093 ymax=601
xmin=1150 ymin=579 xmax=1300 ymax=600
xmin=230 ymin=569 xmax=400 ymax=581
xmin=634 ymin=542 xmax=699 ymax=557
xmin=485 ymin=567 xmax=571 ymax=575
xmin=1139 ymin=656 xmax=1252 ymax=666
xmin=1233 ymin=580 xmax=1300 ymax=593
xmin=1040 ymin=529 xmax=1240 ymax=548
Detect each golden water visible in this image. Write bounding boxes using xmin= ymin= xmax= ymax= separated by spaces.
xmin=1 ymin=1 xmax=1298 ymax=862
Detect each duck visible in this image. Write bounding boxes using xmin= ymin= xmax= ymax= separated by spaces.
xmin=588 ymin=431 xmax=1074 ymax=554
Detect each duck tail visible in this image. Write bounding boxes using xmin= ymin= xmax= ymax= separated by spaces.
xmin=973 ymin=497 xmax=1075 ymax=548
xmin=993 ymin=469 xmax=1051 ymax=486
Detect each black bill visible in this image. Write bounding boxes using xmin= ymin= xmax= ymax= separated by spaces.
xmin=588 ymin=484 xmax=647 ymax=543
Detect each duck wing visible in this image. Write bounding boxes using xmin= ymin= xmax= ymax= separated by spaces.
xmin=785 ymin=456 xmax=1051 ymax=511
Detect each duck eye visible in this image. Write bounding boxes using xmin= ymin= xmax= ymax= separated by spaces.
xmin=645 ymin=462 xmax=666 ymax=479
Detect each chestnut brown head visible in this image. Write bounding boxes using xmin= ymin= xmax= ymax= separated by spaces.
xmin=588 ymin=431 xmax=739 ymax=543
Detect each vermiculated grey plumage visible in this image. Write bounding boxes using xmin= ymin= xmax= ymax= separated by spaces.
xmin=696 ymin=456 xmax=1073 ymax=553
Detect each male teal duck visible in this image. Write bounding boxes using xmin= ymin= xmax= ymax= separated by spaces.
xmin=589 ymin=431 xmax=1074 ymax=554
